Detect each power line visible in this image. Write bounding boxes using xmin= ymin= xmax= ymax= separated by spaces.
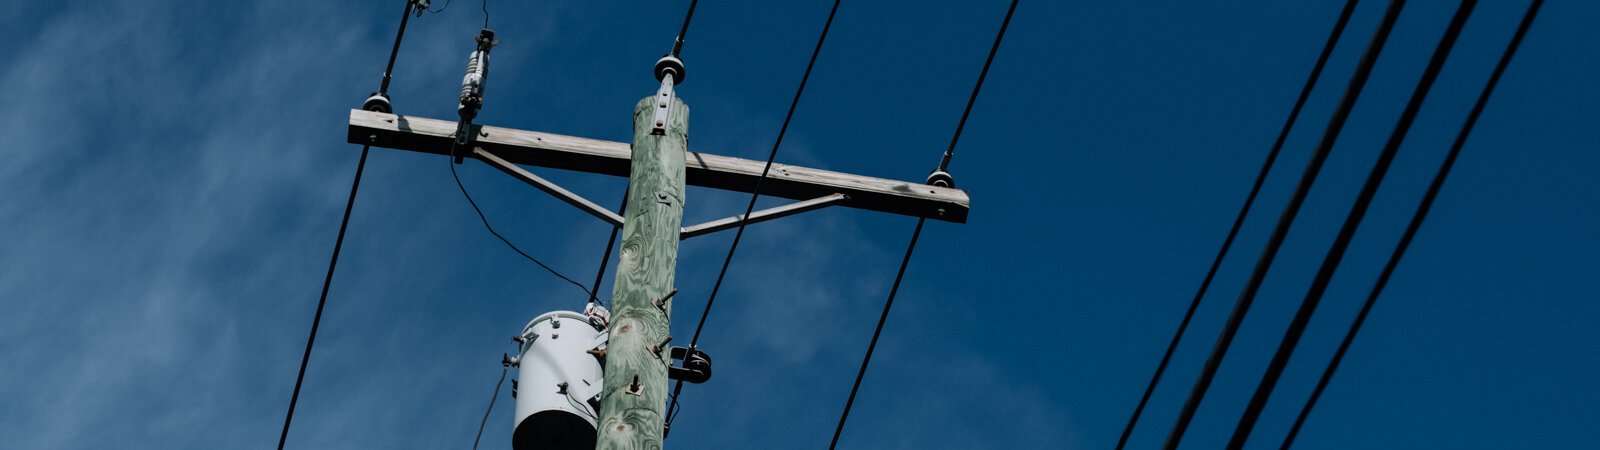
xmin=472 ymin=365 xmax=510 ymax=450
xmin=830 ymin=1 xmax=1017 ymax=447
xmin=585 ymin=195 xmax=627 ymax=308
xmin=1281 ymin=2 xmax=1543 ymax=447
xmin=449 ymin=142 xmax=595 ymax=299
xmin=1226 ymin=1 xmax=1477 ymax=447
xmin=672 ymin=0 xmax=700 ymax=57
xmin=1161 ymin=1 xmax=1409 ymax=448
xmin=828 ymin=218 xmax=926 ymax=450
xmin=1113 ymin=1 xmax=1359 ymax=447
xmin=665 ymin=0 xmax=844 ymax=431
xmin=280 ymin=1 xmax=421 ymax=446
xmin=279 ymin=146 xmax=370 ymax=450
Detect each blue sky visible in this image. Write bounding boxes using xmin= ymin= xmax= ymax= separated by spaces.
xmin=2 ymin=1 xmax=1596 ymax=449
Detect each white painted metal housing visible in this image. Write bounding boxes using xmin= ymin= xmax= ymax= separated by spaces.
xmin=512 ymin=310 xmax=606 ymax=450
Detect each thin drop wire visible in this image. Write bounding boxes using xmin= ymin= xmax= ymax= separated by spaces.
xmin=1114 ymin=2 xmax=1359 ymax=448
xmin=586 ymin=194 xmax=627 ymax=308
xmin=1282 ymin=2 xmax=1542 ymax=447
xmin=450 ymin=142 xmax=595 ymax=299
xmin=429 ymin=0 xmax=452 ymax=14
xmin=1162 ymin=1 xmax=1409 ymax=448
xmin=665 ymin=0 xmax=844 ymax=432
xmin=472 ymin=365 xmax=510 ymax=450
xmin=1226 ymin=1 xmax=1477 ymax=447
xmin=481 ymin=0 xmax=489 ymax=28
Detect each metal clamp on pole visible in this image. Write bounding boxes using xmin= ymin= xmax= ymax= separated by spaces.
xmin=455 ymin=28 xmax=498 ymax=163
xmin=666 ymin=346 xmax=711 ymax=384
xmin=651 ymin=54 xmax=686 ymax=136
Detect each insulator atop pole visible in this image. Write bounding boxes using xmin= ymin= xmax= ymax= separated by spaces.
xmin=454 ymin=28 xmax=498 ymax=163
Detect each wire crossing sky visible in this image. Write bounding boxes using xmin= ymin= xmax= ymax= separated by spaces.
xmin=0 ymin=1 xmax=1595 ymax=449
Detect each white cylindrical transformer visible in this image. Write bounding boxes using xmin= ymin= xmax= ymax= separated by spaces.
xmin=512 ymin=310 xmax=606 ymax=450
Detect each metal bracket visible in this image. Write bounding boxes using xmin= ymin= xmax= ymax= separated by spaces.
xmin=680 ymin=193 xmax=849 ymax=240
xmin=667 ymin=347 xmax=712 ymax=384
xmin=473 ymin=147 xmax=626 ymax=228
xmin=651 ymin=73 xmax=676 ymax=136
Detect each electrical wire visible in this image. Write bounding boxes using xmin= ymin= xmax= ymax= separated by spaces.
xmin=936 ymin=0 xmax=1019 ymax=173
xmin=427 ymin=0 xmax=452 ymax=14
xmin=472 ymin=365 xmax=510 ymax=450
xmin=278 ymin=146 xmax=371 ymax=450
xmin=585 ymin=195 xmax=627 ymax=308
xmin=450 ymin=142 xmax=596 ymax=299
xmin=1281 ymin=2 xmax=1542 ymax=447
xmin=481 ymin=0 xmax=489 ymax=28
xmin=672 ymin=0 xmax=700 ymax=57
xmin=829 ymin=2 xmax=1018 ymax=447
xmin=1161 ymin=1 xmax=1409 ymax=448
xmin=1113 ymin=2 xmax=1359 ymax=448
xmin=1225 ymin=2 xmax=1477 ymax=448
xmin=828 ymin=218 xmax=924 ymax=450
xmin=280 ymin=2 xmax=422 ymax=445
xmin=664 ymin=0 xmax=844 ymax=431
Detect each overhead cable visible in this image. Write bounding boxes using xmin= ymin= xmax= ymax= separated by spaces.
xmin=830 ymin=1 xmax=1018 ymax=448
xmin=1281 ymin=1 xmax=1543 ymax=447
xmin=1114 ymin=2 xmax=1361 ymax=447
xmin=1161 ymin=1 xmax=1409 ymax=448
xmin=1225 ymin=1 xmax=1478 ymax=447
xmin=279 ymin=2 xmax=421 ymax=447
xmin=1224 ymin=2 xmax=1479 ymax=446
xmin=665 ymin=0 xmax=845 ymax=432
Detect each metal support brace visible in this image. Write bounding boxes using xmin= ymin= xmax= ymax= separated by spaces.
xmin=680 ymin=193 xmax=849 ymax=240
xmin=474 ymin=147 xmax=626 ymax=228
xmin=651 ymin=74 xmax=677 ymax=136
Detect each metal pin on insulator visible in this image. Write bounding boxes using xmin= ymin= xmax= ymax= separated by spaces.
xmin=650 ymin=55 xmax=686 ymax=136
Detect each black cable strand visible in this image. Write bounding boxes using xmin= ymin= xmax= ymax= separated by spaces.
xmin=1161 ymin=1 xmax=1408 ymax=448
xmin=1226 ymin=2 xmax=1477 ymax=448
xmin=586 ymin=195 xmax=627 ymax=308
xmin=828 ymin=218 xmax=925 ymax=450
xmin=428 ymin=0 xmax=452 ymax=14
xmin=664 ymin=0 xmax=845 ymax=430
xmin=450 ymin=143 xmax=595 ymax=299
xmin=279 ymin=2 xmax=421 ymax=445
xmin=1113 ymin=2 xmax=1359 ymax=448
xmin=1281 ymin=2 xmax=1542 ymax=447
xmin=480 ymin=0 xmax=489 ymax=28
xmin=830 ymin=2 xmax=1017 ymax=446
xmin=472 ymin=365 xmax=510 ymax=450
xmin=936 ymin=0 xmax=1018 ymax=173
xmin=278 ymin=146 xmax=371 ymax=450
xmin=671 ymin=0 xmax=700 ymax=57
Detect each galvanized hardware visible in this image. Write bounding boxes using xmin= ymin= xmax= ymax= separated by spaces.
xmin=650 ymin=335 xmax=673 ymax=358
xmin=556 ymin=381 xmax=569 ymax=395
xmin=667 ymin=346 xmax=712 ymax=384
xmin=652 ymin=289 xmax=678 ymax=312
xmin=409 ymin=0 xmax=430 ymax=16
xmin=626 ymin=375 xmax=643 ymax=396
xmin=650 ymin=55 xmax=685 ymax=135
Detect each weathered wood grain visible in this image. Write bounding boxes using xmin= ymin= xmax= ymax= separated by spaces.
xmin=348 ymin=108 xmax=970 ymax=222
xmin=594 ymin=97 xmax=687 ymax=449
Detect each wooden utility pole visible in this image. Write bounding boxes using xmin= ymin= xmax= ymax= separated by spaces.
xmin=593 ymin=96 xmax=688 ymax=448
xmin=347 ymin=87 xmax=966 ymax=450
